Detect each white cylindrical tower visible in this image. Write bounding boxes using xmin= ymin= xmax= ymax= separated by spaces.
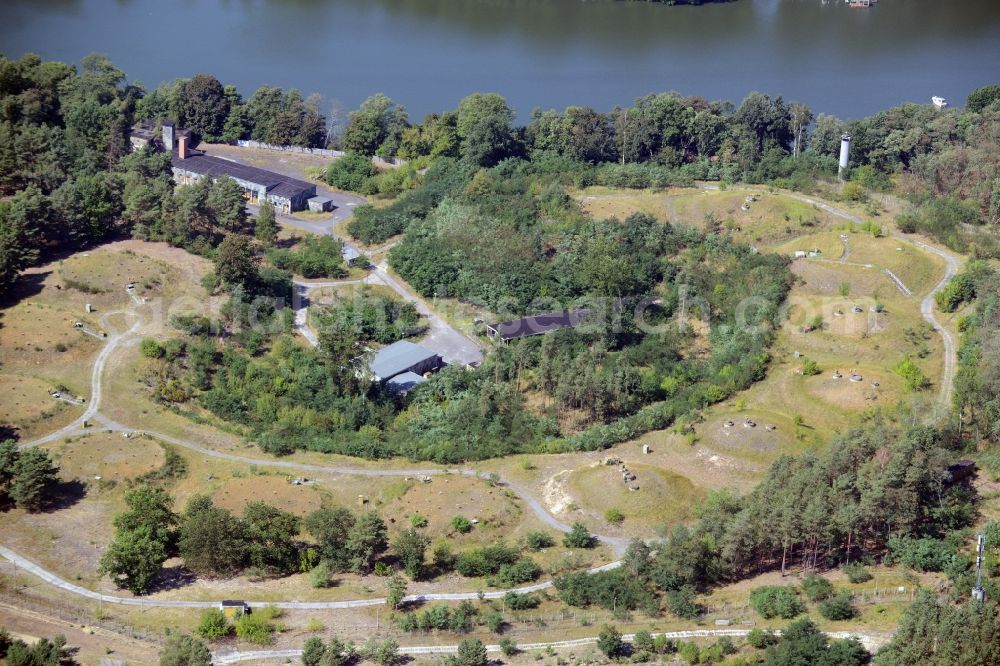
xmin=838 ymin=133 xmax=851 ymax=179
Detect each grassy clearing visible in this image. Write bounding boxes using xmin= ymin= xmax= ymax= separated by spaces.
xmin=565 ymin=463 xmax=704 ymax=537
xmin=43 ymin=432 xmax=166 ymax=483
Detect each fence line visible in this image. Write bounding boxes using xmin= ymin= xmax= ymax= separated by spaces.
xmin=234 ymin=140 xmax=405 ymax=166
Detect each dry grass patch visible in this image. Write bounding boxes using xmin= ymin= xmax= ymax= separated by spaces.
xmin=43 ymin=432 xmax=165 ymax=483
xmin=0 ymin=374 xmax=82 ymax=439
xmin=565 ymin=462 xmax=703 ymax=537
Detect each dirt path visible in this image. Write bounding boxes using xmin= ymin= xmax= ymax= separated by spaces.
xmin=213 ymin=627 xmax=893 ymax=664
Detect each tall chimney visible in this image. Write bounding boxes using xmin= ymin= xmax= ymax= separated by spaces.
xmin=178 ymin=134 xmax=187 ymax=160
xmin=838 ymin=133 xmax=851 ymax=181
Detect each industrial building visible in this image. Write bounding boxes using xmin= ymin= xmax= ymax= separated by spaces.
xmin=368 ymin=340 xmax=442 ymax=383
xmin=130 ymin=120 xmax=318 ymax=213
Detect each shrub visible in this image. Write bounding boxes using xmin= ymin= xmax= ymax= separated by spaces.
xmin=493 ymin=558 xmax=541 ymax=587
xmin=195 ymin=608 xmax=232 ymax=639
xmin=309 ymin=561 xmax=332 ymax=588
xmin=749 ymin=585 xmax=804 ymax=619
xmin=451 ymin=515 xmax=473 ymax=534
xmin=499 ymin=637 xmax=518 ymax=656
xmin=409 ymin=513 xmax=428 ymax=528
xmin=801 ymin=573 xmax=834 ymax=602
xmin=818 ymin=592 xmax=857 ymax=620
xmin=140 ymin=338 xmax=165 ymax=358
xmin=597 ymin=624 xmax=625 ymax=658
xmin=801 ymin=358 xmax=821 ymax=376
xmin=666 ymin=585 xmax=701 ymax=619
xmin=235 ymin=611 xmax=275 ymax=645
xmin=326 ymin=152 xmax=377 ymax=192
xmin=503 ymin=591 xmax=540 ymax=610
xmin=523 ymin=531 xmax=554 ymax=550
xmin=604 ymin=507 xmax=625 ymax=524
xmin=895 ymin=356 xmax=930 ymax=392
xmin=563 ymin=522 xmax=595 ymax=549
xmin=747 ymin=628 xmax=778 ymax=649
xmin=888 ymin=537 xmax=957 ymax=572
xmin=842 ymin=563 xmax=873 ymax=583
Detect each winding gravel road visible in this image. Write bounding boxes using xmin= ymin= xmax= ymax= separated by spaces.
xmin=783 ymin=192 xmax=961 ymax=406
xmin=5 ymin=187 xmax=957 ymax=657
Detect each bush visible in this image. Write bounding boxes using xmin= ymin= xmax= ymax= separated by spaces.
xmin=888 ymin=537 xmax=957 ymax=572
xmin=409 ymin=513 xmax=428 ymax=528
xmin=523 ymin=531 xmax=554 ymax=550
xmin=503 ymin=591 xmax=540 ymax=610
xmin=195 ymin=608 xmax=232 ymax=639
xmin=749 ymin=585 xmax=804 ymax=619
xmin=451 ymin=515 xmax=473 ymax=534
xmin=747 ymin=628 xmax=778 ymax=649
xmin=842 ymin=563 xmax=873 ymax=583
xmin=597 ymin=624 xmax=625 ymax=658
xmin=235 ymin=611 xmax=276 ymax=645
xmin=604 ymin=507 xmax=625 ymax=524
xmin=801 ymin=573 xmax=834 ymax=602
xmin=326 ymin=152 xmax=377 ymax=192
xmin=801 ymin=358 xmax=821 ymax=376
xmin=309 ymin=561 xmax=333 ymax=588
xmin=267 ymin=235 xmax=346 ymax=279
xmin=140 ymin=338 xmax=165 ymax=359
xmin=895 ymin=356 xmax=930 ymax=392
xmin=499 ymin=637 xmax=518 ymax=656
xmin=665 ymin=585 xmax=701 ymax=619
xmin=818 ymin=592 xmax=857 ymax=620
xmin=563 ymin=522 xmax=595 ymax=549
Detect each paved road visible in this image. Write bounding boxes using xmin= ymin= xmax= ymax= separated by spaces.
xmin=216 ymin=142 xmax=484 ymax=366
xmin=372 ymin=261 xmax=484 ymax=367
xmin=212 ymin=628 xmax=892 ymax=664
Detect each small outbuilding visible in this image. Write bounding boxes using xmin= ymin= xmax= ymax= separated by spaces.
xmin=369 ymin=340 xmax=442 ymax=382
xmin=308 ymin=196 xmax=334 ymax=213
xmin=220 ymin=600 xmax=250 ymax=618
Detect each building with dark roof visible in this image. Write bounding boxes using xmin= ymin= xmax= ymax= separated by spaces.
xmin=486 ymin=308 xmax=591 ymax=343
xmin=369 ymin=340 xmax=442 ymax=382
xmin=130 ymin=121 xmax=316 ymax=213
xmin=385 ymin=371 xmax=428 ymax=394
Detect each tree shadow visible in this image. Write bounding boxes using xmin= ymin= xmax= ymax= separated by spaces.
xmin=41 ymin=479 xmax=87 ymax=512
xmin=0 ymin=424 xmax=18 ymax=443
xmin=0 ymin=270 xmax=50 ymax=308
xmin=147 ymin=564 xmax=198 ymax=593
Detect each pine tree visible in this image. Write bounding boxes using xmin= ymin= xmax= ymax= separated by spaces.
xmin=10 ymin=448 xmax=58 ymax=511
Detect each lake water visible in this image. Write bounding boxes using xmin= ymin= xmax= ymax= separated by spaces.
xmin=2 ymin=0 xmax=999 ymax=121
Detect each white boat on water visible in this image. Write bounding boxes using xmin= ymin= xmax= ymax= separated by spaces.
xmin=932 ymin=96 xmax=948 ymax=109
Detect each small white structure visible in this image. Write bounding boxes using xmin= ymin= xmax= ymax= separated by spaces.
xmin=642 ymin=444 xmax=651 ymax=454
xmin=931 ymin=96 xmax=948 ymax=109
xmin=794 ymin=250 xmax=807 ymax=259
xmin=85 ymin=303 xmax=93 ymax=313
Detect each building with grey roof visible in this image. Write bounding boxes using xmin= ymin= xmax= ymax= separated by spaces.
xmin=131 ymin=121 xmax=317 ymax=213
xmin=385 ymin=371 xmax=427 ymax=394
xmin=369 ymin=340 xmax=442 ymax=382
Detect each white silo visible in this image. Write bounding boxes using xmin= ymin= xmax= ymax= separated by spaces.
xmin=838 ymin=133 xmax=851 ymax=180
